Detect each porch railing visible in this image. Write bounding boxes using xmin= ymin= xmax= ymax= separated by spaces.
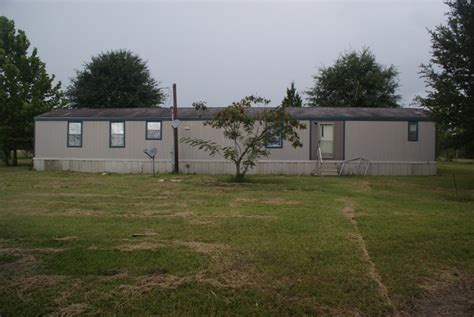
xmin=317 ymin=146 xmax=323 ymax=175
xmin=339 ymin=157 xmax=371 ymax=176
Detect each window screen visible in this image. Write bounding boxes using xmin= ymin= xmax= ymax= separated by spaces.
xmin=68 ymin=122 xmax=82 ymax=147
xmin=110 ymin=122 xmax=125 ymax=147
xmin=408 ymin=122 xmax=418 ymax=141
xmin=146 ymin=121 xmax=162 ymax=140
xmin=266 ymin=135 xmax=283 ymax=148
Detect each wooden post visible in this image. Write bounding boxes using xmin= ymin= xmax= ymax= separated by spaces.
xmin=173 ymin=84 xmax=179 ymax=173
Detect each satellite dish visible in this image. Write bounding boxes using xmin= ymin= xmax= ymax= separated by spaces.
xmin=144 ymin=148 xmax=158 ymax=177
xmin=144 ymin=147 xmax=157 ymax=159
xmin=171 ymin=119 xmax=181 ymax=129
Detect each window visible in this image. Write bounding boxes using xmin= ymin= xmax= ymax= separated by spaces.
xmin=146 ymin=121 xmax=162 ymax=140
xmin=67 ymin=121 xmax=82 ymax=147
xmin=110 ymin=122 xmax=125 ymax=147
xmin=408 ymin=121 xmax=418 ymax=142
xmin=266 ymin=131 xmax=283 ymax=148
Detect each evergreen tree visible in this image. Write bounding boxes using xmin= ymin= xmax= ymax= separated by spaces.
xmin=306 ymin=48 xmax=400 ymax=107
xmin=67 ymin=50 xmax=165 ymax=108
xmin=0 ymin=16 xmax=64 ymax=166
xmin=282 ymin=82 xmax=303 ymax=107
xmin=417 ymin=0 xmax=474 ymax=157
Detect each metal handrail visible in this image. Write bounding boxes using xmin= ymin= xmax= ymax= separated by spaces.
xmin=317 ymin=146 xmax=323 ymax=175
xmin=339 ymin=157 xmax=371 ymax=176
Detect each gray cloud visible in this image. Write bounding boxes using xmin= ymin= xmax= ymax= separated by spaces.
xmin=2 ymin=0 xmax=446 ymax=107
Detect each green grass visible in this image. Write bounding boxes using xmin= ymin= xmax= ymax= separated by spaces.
xmin=0 ymin=161 xmax=473 ymax=316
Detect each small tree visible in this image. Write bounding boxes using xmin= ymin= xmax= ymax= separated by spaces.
xmin=282 ymin=82 xmax=303 ymax=107
xmin=0 ymin=16 xmax=64 ymax=166
xmin=416 ymin=0 xmax=474 ymax=157
xmin=181 ymin=96 xmax=306 ymax=180
xmin=67 ymin=50 xmax=165 ymax=108
xmin=306 ymin=47 xmax=400 ymax=107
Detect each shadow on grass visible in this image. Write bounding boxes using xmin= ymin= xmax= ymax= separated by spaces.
xmin=217 ymin=175 xmax=289 ymax=185
xmin=0 ymin=158 xmax=33 ymax=169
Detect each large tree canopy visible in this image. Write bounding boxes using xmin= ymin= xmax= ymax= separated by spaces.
xmin=306 ymin=48 xmax=400 ymax=108
xmin=0 ymin=16 xmax=63 ymax=166
xmin=417 ymin=0 xmax=474 ymax=157
xmin=67 ymin=50 xmax=165 ymax=108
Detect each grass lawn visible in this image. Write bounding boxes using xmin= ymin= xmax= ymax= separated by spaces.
xmin=0 ymin=161 xmax=473 ymax=316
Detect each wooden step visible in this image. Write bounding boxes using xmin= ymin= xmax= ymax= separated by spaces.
xmin=318 ymin=163 xmax=340 ymax=176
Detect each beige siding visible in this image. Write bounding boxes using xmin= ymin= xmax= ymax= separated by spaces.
xmin=35 ymin=121 xmax=174 ymax=160
xmin=178 ymin=120 xmax=310 ymax=161
xmin=344 ymin=121 xmax=435 ymax=161
xmin=35 ymin=119 xmax=435 ymax=167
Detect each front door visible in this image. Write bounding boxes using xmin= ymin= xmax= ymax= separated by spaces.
xmin=319 ymin=124 xmax=334 ymax=159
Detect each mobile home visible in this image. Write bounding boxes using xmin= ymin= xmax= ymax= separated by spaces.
xmin=33 ymin=107 xmax=436 ymax=176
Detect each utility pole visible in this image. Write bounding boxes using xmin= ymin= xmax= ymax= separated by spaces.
xmin=172 ymin=83 xmax=179 ymax=173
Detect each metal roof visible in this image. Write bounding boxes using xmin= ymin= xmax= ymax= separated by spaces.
xmin=35 ymin=107 xmax=432 ymax=121
xmin=35 ymin=107 xmax=172 ymax=119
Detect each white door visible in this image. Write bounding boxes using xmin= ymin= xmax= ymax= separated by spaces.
xmin=319 ymin=124 xmax=334 ymax=158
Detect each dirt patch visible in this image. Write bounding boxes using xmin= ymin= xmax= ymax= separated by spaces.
xmin=231 ymin=197 xmax=299 ymax=207
xmin=168 ymin=211 xmax=195 ymax=218
xmin=174 ymin=241 xmax=230 ymax=254
xmin=118 ymin=253 xmax=259 ymax=294
xmin=200 ymin=256 xmax=261 ymax=289
xmin=53 ymin=236 xmax=79 ymax=241
xmin=58 ymin=209 xmax=105 ymax=217
xmin=0 ymin=245 xmax=67 ymax=276
xmin=114 ymin=239 xmax=229 ymax=254
xmin=187 ymin=219 xmax=214 ymax=225
xmin=408 ymin=269 xmax=474 ymax=316
xmin=0 ymin=253 xmax=36 ymax=275
xmin=1 ymin=247 xmax=66 ymax=253
xmin=99 ymin=272 xmax=129 ymax=282
xmin=259 ymin=198 xmax=300 ymax=206
xmin=15 ymin=274 xmax=65 ymax=292
xmin=342 ymin=205 xmax=367 ymax=222
xmin=342 ymin=205 xmax=357 ymax=224
xmin=208 ymin=214 xmax=277 ymax=220
xmin=30 ymin=192 xmax=115 ymax=198
xmin=119 ymin=273 xmax=190 ymax=294
xmin=58 ymin=303 xmax=90 ymax=317
xmin=33 ymin=247 xmax=67 ymax=253
xmin=131 ymin=232 xmax=158 ymax=237
xmin=341 ymin=202 xmax=399 ymax=315
xmin=115 ymin=241 xmax=164 ymax=252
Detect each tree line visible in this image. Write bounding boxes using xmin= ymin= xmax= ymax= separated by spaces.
xmin=1 ymin=0 xmax=473 ymax=166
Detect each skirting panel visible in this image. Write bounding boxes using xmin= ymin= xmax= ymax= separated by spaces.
xmin=338 ymin=161 xmax=437 ymax=176
xmin=33 ymin=158 xmax=437 ymax=176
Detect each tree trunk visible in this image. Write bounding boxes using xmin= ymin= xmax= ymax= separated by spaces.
xmin=2 ymin=149 xmax=11 ymax=166
xmin=234 ymin=161 xmax=244 ymax=181
xmin=12 ymin=143 xmax=17 ymax=166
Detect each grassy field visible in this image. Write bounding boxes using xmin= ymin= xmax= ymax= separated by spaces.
xmin=0 ymin=161 xmax=473 ymax=316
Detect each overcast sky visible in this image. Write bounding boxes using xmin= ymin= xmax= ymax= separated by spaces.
xmin=2 ymin=0 xmax=447 ymax=107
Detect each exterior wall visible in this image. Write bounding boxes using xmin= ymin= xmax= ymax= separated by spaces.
xmin=35 ymin=120 xmax=311 ymax=162
xmin=34 ymin=119 xmax=437 ymax=176
xmin=344 ymin=121 xmax=436 ymax=161
xmin=178 ymin=120 xmax=310 ymax=161
xmin=35 ymin=120 xmax=174 ymax=160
